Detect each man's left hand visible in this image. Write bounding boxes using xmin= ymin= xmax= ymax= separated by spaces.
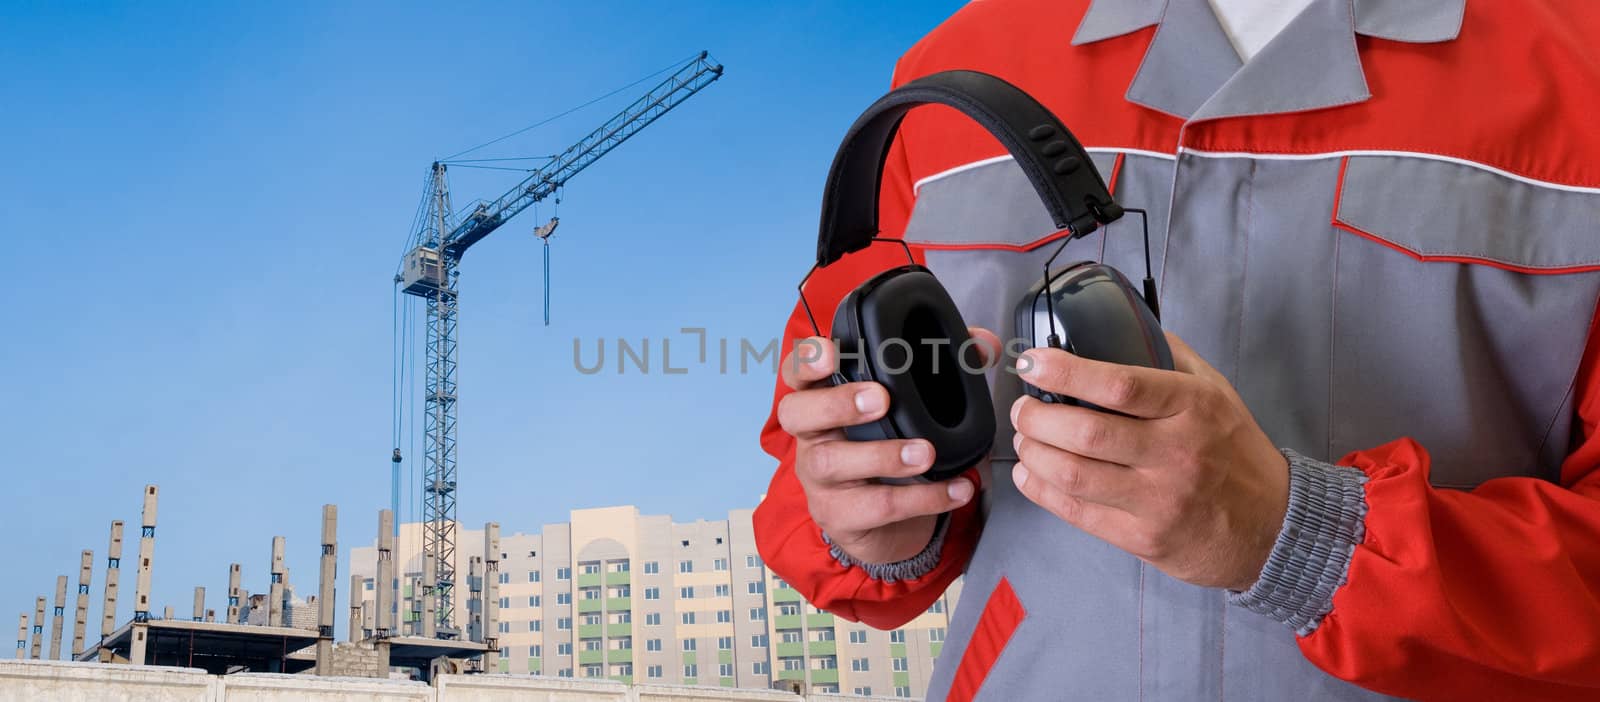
xmin=1009 ymin=333 xmax=1289 ymax=591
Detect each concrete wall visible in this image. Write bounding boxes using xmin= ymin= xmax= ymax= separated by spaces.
xmin=0 ymin=661 xmax=914 ymax=701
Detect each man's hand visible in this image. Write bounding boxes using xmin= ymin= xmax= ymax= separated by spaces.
xmin=1009 ymin=333 xmax=1288 ymax=591
xmin=778 ymin=329 xmax=999 ymax=565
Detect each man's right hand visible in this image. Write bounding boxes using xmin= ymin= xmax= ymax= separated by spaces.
xmin=776 ymin=330 xmax=996 ymax=565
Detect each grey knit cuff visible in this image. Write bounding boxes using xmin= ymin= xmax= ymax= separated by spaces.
xmin=1228 ymin=449 xmax=1369 ymax=636
xmin=821 ymin=514 xmax=949 ymax=583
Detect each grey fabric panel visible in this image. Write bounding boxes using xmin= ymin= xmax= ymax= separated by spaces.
xmin=1220 ymin=604 xmax=1395 ymax=702
xmin=926 ymin=461 xmax=1143 ymax=702
xmin=1353 ymin=0 xmax=1465 ymax=42
xmin=1157 ymin=154 xmax=1255 ymax=388
xmin=1071 ymin=0 xmax=1166 ymax=45
xmin=907 ymin=152 xmax=1120 ymax=248
xmin=1126 ymin=0 xmax=1241 ymax=119
xmin=1190 ymin=0 xmax=1370 ymax=121
xmin=1336 ymin=156 xmax=1600 ymax=270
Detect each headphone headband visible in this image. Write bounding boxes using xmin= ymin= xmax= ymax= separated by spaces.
xmin=816 ymin=70 xmax=1122 ymax=267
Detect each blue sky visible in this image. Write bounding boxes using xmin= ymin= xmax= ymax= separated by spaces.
xmin=0 ymin=1 xmax=966 ymax=632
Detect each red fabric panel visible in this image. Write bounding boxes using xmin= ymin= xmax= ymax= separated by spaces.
xmin=947 ymin=578 xmax=1027 ymax=702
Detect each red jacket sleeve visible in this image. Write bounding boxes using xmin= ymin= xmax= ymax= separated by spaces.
xmin=751 ymin=124 xmax=983 ymax=631
xmin=1299 ymin=311 xmax=1600 ymax=700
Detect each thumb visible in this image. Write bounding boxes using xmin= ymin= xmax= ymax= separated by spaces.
xmin=966 ymin=327 xmax=1003 ymax=368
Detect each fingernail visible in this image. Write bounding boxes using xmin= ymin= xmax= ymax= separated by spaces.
xmin=1010 ymin=396 xmax=1025 ymax=426
xmin=947 ymin=479 xmax=974 ymax=503
xmin=855 ymin=390 xmax=885 ymax=414
xmin=1013 ymin=463 xmax=1029 ymax=489
xmin=1016 ymin=351 xmax=1037 ymax=375
xmin=1011 ymin=432 xmax=1022 ymax=454
xmin=900 ymin=441 xmax=932 ymax=466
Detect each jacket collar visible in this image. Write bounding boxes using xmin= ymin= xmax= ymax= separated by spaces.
xmin=1071 ymin=0 xmax=1466 ymax=120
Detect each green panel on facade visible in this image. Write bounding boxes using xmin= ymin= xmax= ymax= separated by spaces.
xmin=805 ymin=613 xmax=835 ymax=628
xmin=578 ymin=624 xmax=603 ymax=639
xmin=889 ymin=643 xmax=907 ymax=658
xmin=577 ymin=572 xmax=604 ymax=588
xmin=808 ymin=640 xmax=836 ymax=657
xmin=930 ymin=642 xmax=944 ymax=658
xmin=498 ymin=659 xmax=509 ymax=673
xmin=579 ymin=649 xmax=605 ymax=665
xmin=720 ymin=677 xmax=735 ymax=687
xmin=403 ymin=611 xmax=417 ymax=623
xmin=772 ymin=588 xmax=802 ymax=603
xmin=606 ymin=571 xmax=630 ymax=586
xmin=894 ymin=671 xmax=910 ymax=687
xmin=682 ymin=678 xmax=697 ymax=686
xmin=683 ymin=651 xmax=697 ymax=664
xmin=607 ymin=649 xmax=632 ymax=664
xmin=612 ymin=675 xmax=633 ymax=685
xmin=607 ymin=622 xmax=632 ymax=638
xmin=811 ymin=669 xmax=839 ymax=684
xmin=403 ymin=585 xmax=414 ymax=598
xmin=606 ymin=597 xmax=631 ymax=611
xmin=528 ymin=657 xmax=541 ymax=670
xmin=717 ymin=650 xmax=733 ymax=664
xmin=774 ymin=615 xmax=803 ymax=630
xmin=577 ymin=598 xmax=603 ymax=614
xmin=776 ymin=642 xmax=805 ymax=658
xmin=778 ymin=669 xmax=806 ymax=682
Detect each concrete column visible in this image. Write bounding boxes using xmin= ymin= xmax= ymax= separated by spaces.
xmin=205 ymin=609 xmax=215 ymax=623
xmin=237 ymin=589 xmax=251 ymax=625
xmin=49 ymin=576 xmax=67 ymax=660
xmin=72 ymin=550 xmax=92 ymax=658
xmin=99 ymin=520 xmax=123 ymax=662
xmin=162 ymin=606 xmax=173 ymax=621
xmin=129 ymin=623 xmax=148 ymax=665
xmin=15 ymin=614 xmax=26 ymax=660
xmin=133 ymin=486 xmax=158 ymax=623
xmin=421 ymin=552 xmax=437 ymax=638
xmin=348 ymin=574 xmax=364 ymax=642
xmin=482 ymin=522 xmax=500 ymax=671
xmin=467 ymin=556 xmax=483 ymax=643
xmin=376 ymin=510 xmax=395 ymax=638
xmin=227 ymin=563 xmax=242 ymax=624
xmin=316 ymin=504 xmax=337 ymax=675
xmin=192 ymin=587 xmax=206 ymax=622
xmin=268 ymin=536 xmax=286 ymax=627
xmin=30 ymin=596 xmax=44 ymax=659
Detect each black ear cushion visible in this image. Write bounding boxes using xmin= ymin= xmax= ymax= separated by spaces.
xmin=832 ymin=267 xmax=995 ymax=481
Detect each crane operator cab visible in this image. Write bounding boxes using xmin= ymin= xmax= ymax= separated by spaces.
xmin=400 ymin=246 xmax=445 ymax=297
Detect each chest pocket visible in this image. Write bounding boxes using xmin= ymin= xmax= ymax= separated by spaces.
xmin=1329 ymin=155 xmax=1600 ymax=487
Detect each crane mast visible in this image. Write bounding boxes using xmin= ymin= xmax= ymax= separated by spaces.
xmin=395 ymin=51 xmax=723 ymax=638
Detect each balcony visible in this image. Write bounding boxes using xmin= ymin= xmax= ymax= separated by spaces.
xmin=607 ymin=622 xmax=632 ymax=638
xmin=807 ymin=640 xmax=836 ymax=657
xmin=931 ymin=642 xmax=944 ymax=658
xmin=775 ymin=642 xmax=804 ymax=659
xmin=810 ymin=668 xmax=839 ymax=684
xmin=774 ymin=615 xmax=802 ymax=630
xmin=606 ymin=597 xmax=631 ymax=611
xmin=577 ymin=599 xmax=603 ymax=614
xmin=606 ymin=648 xmax=632 ymax=664
xmin=578 ymin=649 xmax=605 ymax=666
xmin=777 ymin=669 xmax=805 ymax=682
xmin=578 ymin=624 xmax=603 ymax=639
xmin=606 ymin=571 xmax=631 ymax=586
xmin=805 ymin=613 xmax=834 ymax=629
xmin=771 ymin=588 xmax=802 ymax=604
xmin=577 ymin=572 xmax=604 ymax=588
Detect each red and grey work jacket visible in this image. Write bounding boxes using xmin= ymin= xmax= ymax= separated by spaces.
xmin=756 ymin=0 xmax=1600 ymax=700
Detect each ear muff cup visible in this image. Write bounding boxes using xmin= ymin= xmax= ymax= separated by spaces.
xmin=831 ymin=266 xmax=996 ymax=482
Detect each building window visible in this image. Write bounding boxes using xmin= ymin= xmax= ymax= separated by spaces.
xmin=813 ymin=656 xmax=838 ymax=670
xmin=530 ymin=645 xmax=541 ymax=657
xmin=895 ymin=686 xmax=912 ymax=698
xmin=751 ymin=634 xmax=768 ymax=648
xmin=889 ymin=630 xmax=906 ymax=644
xmin=557 ymin=642 xmax=572 ymax=655
xmin=814 ymin=684 xmax=839 ymax=694
xmin=648 ymin=664 xmax=663 ymax=679
xmin=498 ymin=622 xmax=510 ymax=634
xmin=749 ymin=608 xmax=766 ymax=621
xmin=581 ymin=588 xmax=601 ymax=600
xmin=644 ymin=587 xmax=660 ymax=600
xmin=679 ymin=586 xmax=695 ymax=599
xmin=678 ymin=560 xmax=694 ymax=574
xmin=609 ymin=584 xmax=630 ymax=598
xmin=781 ymin=657 xmax=804 ymax=671
xmin=558 ymin=668 xmax=572 ymax=678
xmin=930 ymin=627 xmax=947 ymax=642
xmin=647 ymin=638 xmax=662 ymax=652
xmin=529 ymin=620 xmax=540 ymax=632
xmin=529 ymin=571 xmax=540 ymax=583
xmin=500 ymin=597 xmax=510 ymax=609
xmin=780 ymin=629 xmax=802 ymax=643
xmin=498 ymin=572 xmax=510 ymax=584
xmin=719 ymin=663 xmax=734 ymax=677
xmin=747 ymin=581 xmax=764 ymax=595
xmin=892 ymin=657 xmax=908 ymax=672
xmin=582 ymin=664 xmax=602 ymax=678
xmin=746 ymin=555 xmax=761 ymax=568
xmin=713 ymin=558 xmax=728 ymax=571
xmin=811 ymin=628 xmax=834 ymax=642
xmin=778 ymin=603 xmax=800 ymax=616
xmin=610 ymin=611 xmax=631 ymax=624
xmin=613 ymin=663 xmax=633 ymax=677
xmin=364 ymin=579 xmax=374 ymax=590
xmin=849 ymin=630 xmax=867 ymax=644
xmin=683 ymin=664 xmax=698 ymax=678
xmin=775 ymin=578 xmax=792 ymax=590
xmin=643 ymin=561 xmax=659 ymax=574
xmin=714 ymin=584 xmax=730 ymax=597
xmin=855 ymin=687 xmax=874 ymax=696
xmin=851 ymin=658 xmax=870 ymax=672
xmin=580 ymin=562 xmax=601 ymax=575
xmin=716 ymin=610 xmax=732 ymax=623
xmin=681 ymin=612 xmax=696 ymax=625
xmin=583 ymin=613 xmax=601 ymax=626
xmin=752 ymin=661 xmax=770 ymax=675
xmin=557 ymin=593 xmax=571 ymax=605
xmin=610 ymin=560 xmax=630 ymax=573
xmin=557 ymin=617 xmax=571 ymax=630
xmin=556 ymin=567 xmax=571 ymax=580
xmin=929 ymin=599 xmax=945 ymax=614
xmin=645 ymin=612 xmax=661 ymax=626
xmin=717 ymin=636 xmax=733 ymax=650
xmin=583 ymin=638 xmax=602 ymax=651
xmin=682 ymin=638 xmax=697 ymax=651
xmin=529 ymin=595 xmax=540 ymax=607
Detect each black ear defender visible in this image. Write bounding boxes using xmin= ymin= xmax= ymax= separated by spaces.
xmin=797 ymin=69 xmax=1169 ymax=482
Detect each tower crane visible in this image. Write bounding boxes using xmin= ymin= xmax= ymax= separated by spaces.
xmin=393 ymin=51 xmax=723 ymax=638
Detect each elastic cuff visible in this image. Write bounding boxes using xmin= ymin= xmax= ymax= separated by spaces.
xmin=822 ymin=514 xmax=949 ymax=583
xmin=1228 ymin=449 xmax=1368 ymax=636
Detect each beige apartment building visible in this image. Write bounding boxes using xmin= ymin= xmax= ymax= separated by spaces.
xmin=348 ymin=505 xmax=960 ymax=697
